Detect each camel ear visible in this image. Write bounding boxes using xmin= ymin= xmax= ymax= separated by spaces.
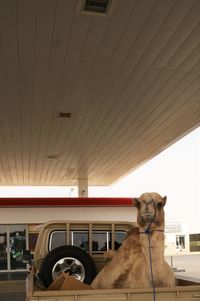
xmin=134 ymin=198 xmax=140 ymax=208
xmin=162 ymin=195 xmax=167 ymax=206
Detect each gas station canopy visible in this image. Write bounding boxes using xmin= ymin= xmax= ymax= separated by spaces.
xmin=0 ymin=0 xmax=199 ymax=186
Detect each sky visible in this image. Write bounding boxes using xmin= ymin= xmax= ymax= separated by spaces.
xmin=90 ymin=126 xmax=200 ymax=232
xmin=0 ymin=126 xmax=199 ymax=232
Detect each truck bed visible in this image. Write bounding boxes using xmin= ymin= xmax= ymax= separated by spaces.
xmin=26 ymin=273 xmax=200 ymax=301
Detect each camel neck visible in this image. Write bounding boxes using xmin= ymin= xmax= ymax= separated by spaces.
xmin=139 ymin=227 xmax=165 ymax=262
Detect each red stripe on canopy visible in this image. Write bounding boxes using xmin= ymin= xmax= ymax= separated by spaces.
xmin=0 ymin=197 xmax=136 ymax=207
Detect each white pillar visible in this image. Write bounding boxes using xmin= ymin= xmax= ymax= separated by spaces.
xmin=78 ymin=178 xmax=88 ymax=197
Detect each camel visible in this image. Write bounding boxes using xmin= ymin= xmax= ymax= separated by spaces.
xmin=91 ymin=192 xmax=175 ymax=289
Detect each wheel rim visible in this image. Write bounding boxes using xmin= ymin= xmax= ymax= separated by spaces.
xmin=52 ymin=257 xmax=85 ymax=282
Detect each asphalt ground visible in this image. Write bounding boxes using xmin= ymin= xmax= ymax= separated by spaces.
xmin=166 ymin=253 xmax=200 ymax=282
xmin=0 ymin=292 xmax=25 ymax=301
xmin=0 ymin=280 xmax=25 ymax=301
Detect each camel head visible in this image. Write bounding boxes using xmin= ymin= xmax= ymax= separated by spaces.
xmin=135 ymin=192 xmax=167 ymax=230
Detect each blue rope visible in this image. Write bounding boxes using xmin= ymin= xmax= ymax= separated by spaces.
xmin=147 ymin=232 xmax=156 ymax=301
xmin=138 ymin=196 xmax=167 ymax=300
xmin=142 ymin=196 xmax=158 ymax=301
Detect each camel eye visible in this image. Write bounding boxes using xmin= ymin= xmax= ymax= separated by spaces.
xmin=157 ymin=202 xmax=163 ymax=209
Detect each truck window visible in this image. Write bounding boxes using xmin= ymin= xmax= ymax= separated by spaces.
xmin=49 ymin=229 xmax=127 ymax=252
xmin=49 ymin=231 xmax=66 ymax=250
xmin=105 ymin=231 xmax=127 ymax=251
xmin=114 ymin=231 xmax=127 ymax=247
xmin=72 ymin=231 xmax=89 ymax=250
xmin=92 ymin=232 xmax=108 ymax=252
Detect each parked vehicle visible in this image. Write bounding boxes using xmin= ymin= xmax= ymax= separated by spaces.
xmin=26 ymin=220 xmax=200 ymax=301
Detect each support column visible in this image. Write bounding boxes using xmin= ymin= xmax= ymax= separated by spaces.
xmin=78 ymin=178 xmax=88 ymax=197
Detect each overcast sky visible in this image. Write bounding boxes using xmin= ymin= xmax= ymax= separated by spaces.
xmin=89 ymin=126 xmax=200 ymax=232
xmin=0 ymin=126 xmax=199 ymax=232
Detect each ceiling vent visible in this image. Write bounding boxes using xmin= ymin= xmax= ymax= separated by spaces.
xmin=47 ymin=154 xmax=59 ymax=159
xmin=77 ymin=0 xmax=114 ymax=16
xmin=84 ymin=0 xmax=109 ymax=13
xmin=57 ymin=112 xmax=72 ymax=119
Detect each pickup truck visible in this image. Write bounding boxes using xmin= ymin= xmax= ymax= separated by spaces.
xmin=26 ymin=220 xmax=200 ymax=301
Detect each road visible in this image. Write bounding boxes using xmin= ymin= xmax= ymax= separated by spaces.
xmin=166 ymin=253 xmax=200 ymax=281
xmin=0 ymin=280 xmax=25 ymax=301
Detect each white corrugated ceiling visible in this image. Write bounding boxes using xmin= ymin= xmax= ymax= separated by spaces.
xmin=0 ymin=0 xmax=199 ymax=186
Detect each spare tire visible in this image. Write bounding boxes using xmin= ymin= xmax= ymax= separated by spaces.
xmin=38 ymin=245 xmax=96 ymax=288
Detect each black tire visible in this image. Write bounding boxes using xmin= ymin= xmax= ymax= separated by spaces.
xmin=39 ymin=245 xmax=96 ymax=288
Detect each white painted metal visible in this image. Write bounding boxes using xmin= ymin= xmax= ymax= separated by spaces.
xmin=78 ymin=178 xmax=88 ymax=197
xmin=0 ymin=0 xmax=199 ymax=186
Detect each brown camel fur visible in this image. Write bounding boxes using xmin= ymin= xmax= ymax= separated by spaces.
xmin=91 ymin=192 xmax=175 ymax=289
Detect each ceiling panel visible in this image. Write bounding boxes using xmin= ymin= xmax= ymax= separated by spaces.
xmin=0 ymin=0 xmax=199 ymax=186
